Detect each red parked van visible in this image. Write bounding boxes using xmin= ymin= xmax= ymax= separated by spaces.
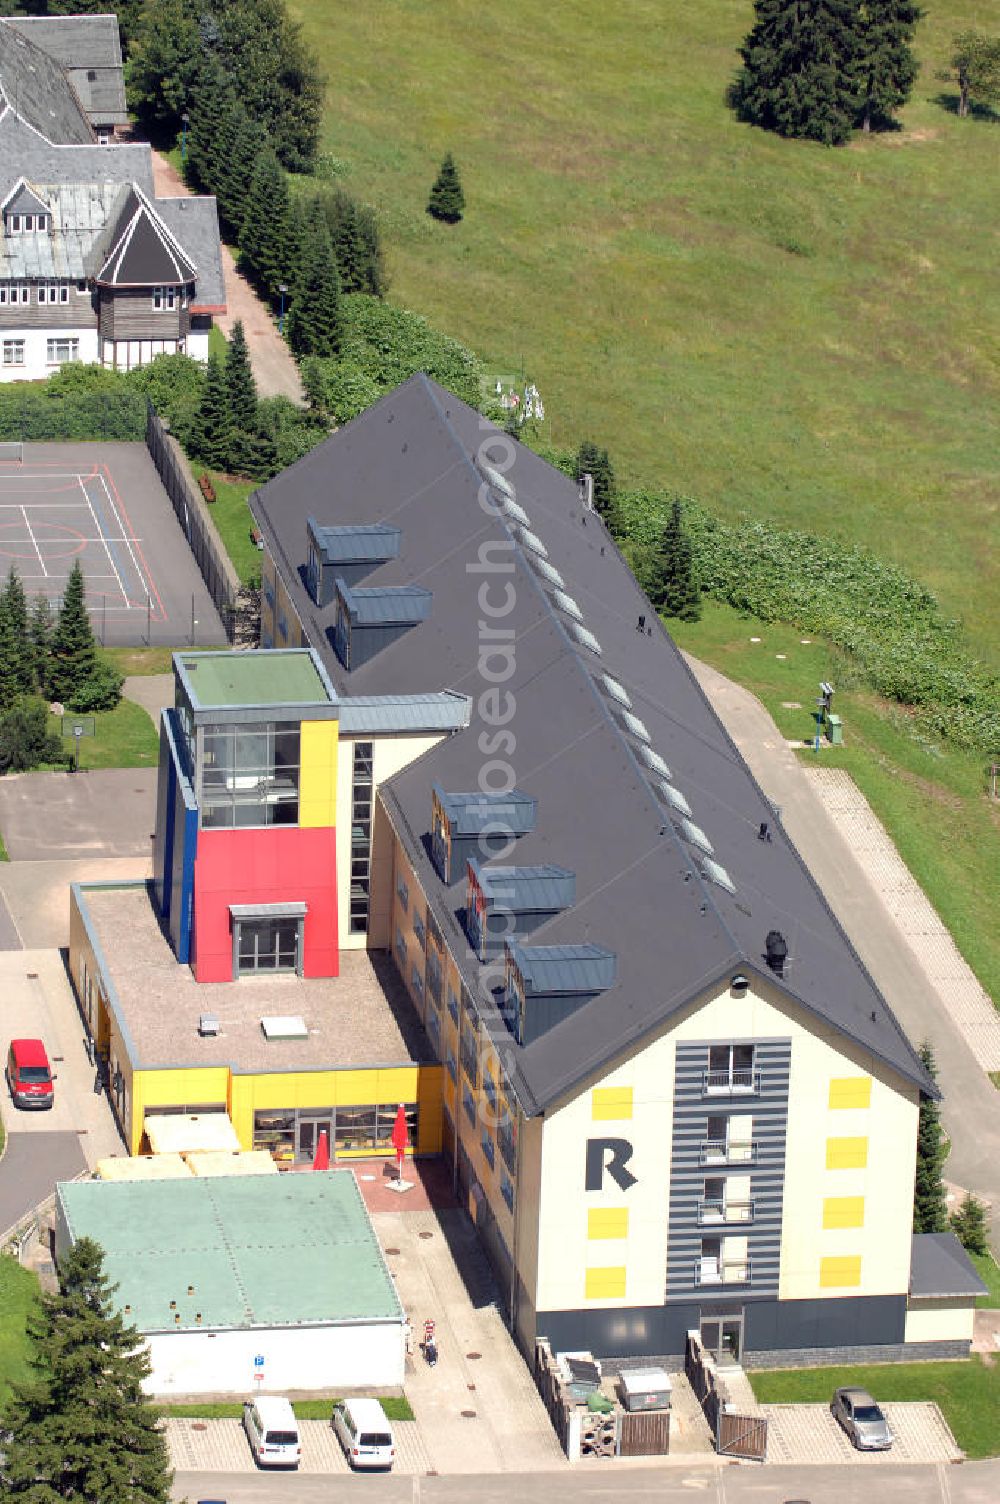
xmin=6 ymin=1039 xmax=55 ymax=1109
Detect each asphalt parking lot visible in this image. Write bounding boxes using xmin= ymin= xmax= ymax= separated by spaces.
xmin=762 ymin=1401 xmax=962 ymax=1464
xmin=0 ymin=768 xmax=156 ymax=860
xmin=166 ymin=1417 xmax=432 ymax=1475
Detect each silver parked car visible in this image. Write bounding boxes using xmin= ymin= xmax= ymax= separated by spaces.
xmin=830 ymin=1387 xmax=893 ymax=1450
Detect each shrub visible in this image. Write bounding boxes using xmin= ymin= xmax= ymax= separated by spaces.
xmin=0 ymin=697 xmax=66 ymax=773
xmin=68 ymin=659 xmax=124 ymax=715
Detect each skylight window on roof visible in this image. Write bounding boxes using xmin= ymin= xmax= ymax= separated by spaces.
xmin=551 ymin=589 xmax=583 ymax=622
xmin=503 ymin=496 xmax=530 ymax=526
xmin=601 ymin=674 xmax=632 ymax=708
xmin=657 ymin=780 xmax=692 ymax=817
xmin=518 ymin=525 xmax=549 ymax=558
xmin=681 ymin=818 xmax=714 ymax=855
xmin=703 ymin=858 xmax=735 ymax=894
xmin=532 ymin=557 xmax=565 ymax=588
xmin=569 ymin=622 xmax=602 ymax=656
xmin=638 ymin=745 xmax=671 ymax=778
xmin=620 ymin=710 xmax=651 ymax=744
xmin=481 ymin=463 xmax=514 ymax=498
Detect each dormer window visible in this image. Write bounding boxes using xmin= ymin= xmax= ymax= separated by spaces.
xmin=5 ymin=214 xmax=47 ymax=234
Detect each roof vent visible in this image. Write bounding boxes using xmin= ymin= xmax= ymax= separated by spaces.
xmin=569 ymin=622 xmax=602 ymax=656
xmin=579 ymin=473 xmax=594 ymax=510
xmin=198 ymin=1013 xmax=220 ymax=1037
xmin=601 ymin=673 xmax=631 ymax=708
xmin=518 ymin=525 xmax=549 ymax=558
xmin=765 ymin=930 xmax=788 ymax=977
xmin=260 ymin=1015 xmax=309 ymax=1041
xmin=680 ymin=818 xmax=713 ymax=855
xmin=657 ymin=781 xmax=691 ymax=817
xmin=531 ymin=556 xmax=565 ymax=588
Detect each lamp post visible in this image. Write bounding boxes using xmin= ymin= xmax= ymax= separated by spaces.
xmin=181 ymin=111 xmax=190 ymax=164
xmin=278 ymin=283 xmax=288 ymax=335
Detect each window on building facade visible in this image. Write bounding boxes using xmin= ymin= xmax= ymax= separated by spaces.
xmin=2 ymin=340 xmax=25 ymax=367
xmin=0 ymin=283 xmax=30 ymax=305
xmin=152 ymin=286 xmax=177 ymax=310
xmin=481 ymin=1127 xmax=495 ymax=1170
xmin=462 ymin=1082 xmax=475 ymax=1125
xmin=200 ymin=721 xmax=301 ymax=828
xmin=425 ymin=946 xmax=442 ymax=1006
xmin=705 ymin=1043 xmax=757 ymax=1094
xmin=412 ymin=913 xmax=426 ymax=949
xmin=396 ymin=877 xmax=409 ymax=912
xmin=350 ymin=741 xmax=374 ymax=933
xmin=410 ymin=961 xmax=424 ymax=1003
xmin=234 ymin=915 xmax=301 ymax=976
xmin=426 ymin=1008 xmax=441 ymax=1055
xmin=460 ymin=1010 xmax=478 ymax=1086
xmin=500 ymin=1169 xmax=515 ymax=1211
xmin=5 ymin=214 xmax=44 ymax=233
xmin=498 ymin=1113 xmax=517 ymax=1172
xmin=447 ymin=987 xmax=459 ymax=1025
xmin=38 ymin=283 xmax=69 ymax=304
xmin=394 ymin=926 xmax=407 ymax=974
xmin=446 ymin=1048 xmax=458 ymax=1084
xmin=46 ymin=336 xmax=79 ymax=365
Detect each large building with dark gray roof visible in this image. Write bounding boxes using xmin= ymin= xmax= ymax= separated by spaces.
xmin=0 ymin=14 xmax=224 ymax=380
xmin=241 ymin=373 xmax=984 ymax=1369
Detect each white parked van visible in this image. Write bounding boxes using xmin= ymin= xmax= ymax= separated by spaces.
xmin=331 ymin=1397 xmax=395 ymax=1470
xmin=242 ymin=1396 xmax=301 ymax=1469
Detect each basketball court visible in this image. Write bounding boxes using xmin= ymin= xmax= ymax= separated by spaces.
xmin=0 ymin=442 xmax=224 ymax=647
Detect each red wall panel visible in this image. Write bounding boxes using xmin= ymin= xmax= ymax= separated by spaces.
xmin=191 ymin=826 xmax=339 ymax=983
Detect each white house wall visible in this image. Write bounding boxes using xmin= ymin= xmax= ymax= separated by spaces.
xmin=143 ymin=1319 xmax=404 ymax=1396
xmin=1 ymin=327 xmax=98 ymax=381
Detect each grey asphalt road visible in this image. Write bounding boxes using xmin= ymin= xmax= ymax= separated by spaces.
xmin=0 ymin=768 xmax=156 ymax=860
xmin=0 ymin=889 xmax=20 ymax=949
xmin=172 ymin=1461 xmax=999 ymax=1504
xmin=0 ymin=1130 xmax=86 ymax=1235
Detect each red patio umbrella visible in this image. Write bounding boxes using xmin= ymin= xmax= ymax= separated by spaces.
xmin=391 ymin=1103 xmax=409 ymax=1178
xmin=312 ymin=1128 xmax=330 ymax=1171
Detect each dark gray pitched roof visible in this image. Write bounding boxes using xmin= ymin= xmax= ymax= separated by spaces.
xmin=7 ymin=14 xmax=127 ymax=125
xmin=0 ymin=18 xmax=93 ymax=145
xmin=436 ymin=787 xmax=538 ymax=838
xmin=339 ymin=581 xmax=432 ymax=627
xmin=310 ymin=520 xmax=401 ymax=564
xmin=909 ymin=1232 xmax=988 ymax=1299
xmin=1 ymin=179 xmax=50 ymax=217
xmin=0 ymin=111 xmax=153 ymax=202
xmin=97 ymin=186 xmax=197 ymax=286
xmin=510 ymin=943 xmax=618 ymax=996
xmin=473 ymin=864 xmax=576 ymax=914
xmin=250 ymin=374 xmax=936 ymax=1115
xmin=154 ymin=198 xmax=226 ymax=310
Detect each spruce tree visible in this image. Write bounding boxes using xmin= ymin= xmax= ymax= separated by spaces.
xmin=913 ymin=1041 xmax=949 ymax=1234
xmin=48 ymin=561 xmax=98 ymax=706
xmin=427 ymin=153 xmax=465 ymax=222
xmin=1 ymin=566 xmax=35 ymax=696
xmin=185 ymin=57 xmax=232 ymax=193
xmin=575 ymin=440 xmax=617 ymax=522
xmin=649 ymin=501 xmax=701 ymax=622
xmin=0 ymin=600 xmax=19 ymax=712
xmin=190 ymin=353 xmax=233 ymax=471
xmin=224 ymin=321 xmax=259 ymax=435
xmin=949 ymin=1192 xmax=989 ymax=1257
xmin=0 ymin=1237 xmax=172 ymax=1501
xmin=215 ymin=104 xmax=267 ymax=242
xmin=29 ymin=592 xmax=54 ymax=698
xmin=855 ymin=0 xmax=922 ymax=132
xmin=327 ymin=191 xmax=366 ymax=292
xmin=730 ymin=0 xmax=863 ymax=145
xmin=286 ymin=212 xmax=344 ymax=358
xmin=357 ymin=204 xmax=387 ymax=296
xmin=239 ymin=147 xmax=290 ymax=299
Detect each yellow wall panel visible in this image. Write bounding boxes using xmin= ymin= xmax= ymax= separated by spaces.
xmin=820 ymin=1255 xmax=862 ymax=1288
xmin=826 ymin=1136 xmax=868 ymax=1170
xmin=299 ymin=719 xmax=338 ymax=828
xmin=132 ymin=1067 xmax=230 ymax=1156
xmin=585 ymin=1265 xmax=627 ymax=1299
xmin=588 ymin=1208 xmax=629 ymax=1240
xmin=828 ymin=1077 xmax=872 ymax=1110
xmin=591 ymin=1087 xmax=633 ymax=1121
xmin=823 ymin=1196 xmax=865 ymax=1229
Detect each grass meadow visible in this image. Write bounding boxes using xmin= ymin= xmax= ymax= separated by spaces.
xmin=289 ymin=0 xmax=998 ymax=659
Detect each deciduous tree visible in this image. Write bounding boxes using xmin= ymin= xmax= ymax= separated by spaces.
xmin=940 ymin=31 xmax=1000 ymax=117
xmin=0 ymin=1237 xmax=172 ymax=1501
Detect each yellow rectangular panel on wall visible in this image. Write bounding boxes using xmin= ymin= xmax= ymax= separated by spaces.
xmin=828 ymin=1077 xmax=872 ymax=1110
xmin=820 ymin=1255 xmax=862 ymax=1288
xmin=823 ymin=1196 xmax=865 ymax=1229
xmin=299 ymin=720 xmax=339 ymax=828
xmin=591 ymin=1087 xmax=633 ymax=1121
xmin=588 ymin=1208 xmax=629 ymax=1240
xmin=825 ymin=1136 xmax=868 ymax=1169
xmin=585 ymin=1265 xmax=626 ymax=1299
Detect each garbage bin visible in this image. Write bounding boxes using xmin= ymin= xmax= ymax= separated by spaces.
xmin=826 ymin=713 xmax=843 ymax=745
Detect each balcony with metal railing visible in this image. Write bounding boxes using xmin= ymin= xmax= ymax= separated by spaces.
xmin=694 ymin=1258 xmax=752 ymax=1286
xmin=699 ymin=1139 xmax=758 ymax=1166
xmin=697 ymin=1198 xmax=755 ymax=1225
xmin=701 ymin=1069 xmax=760 ymax=1097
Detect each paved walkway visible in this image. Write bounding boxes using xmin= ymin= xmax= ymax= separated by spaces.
xmin=167 ymin=1417 xmax=431 ymax=1476
xmin=151 ymin=153 xmax=304 ymax=404
xmin=123 ymin=674 xmax=173 ymax=730
xmin=685 ymin=654 xmax=1000 ymax=1246
xmin=762 ymin=1403 xmax=961 ymax=1465
xmin=0 ymin=769 xmax=156 ymax=861
xmin=0 ymin=855 xmax=150 ymax=949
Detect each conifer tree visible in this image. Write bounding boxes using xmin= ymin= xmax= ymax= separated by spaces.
xmin=185 ymin=57 xmax=232 ymax=192
xmin=0 ymin=1237 xmax=172 ymax=1501
xmin=286 ymin=212 xmax=343 ymax=358
xmin=427 ymin=152 xmax=465 ymax=222
xmin=855 ymin=0 xmax=922 ymax=131
xmin=649 ymin=501 xmax=701 ymax=622
xmin=575 ymin=440 xmax=617 ymax=522
xmin=950 ymin=1191 xmax=989 ymax=1257
xmin=0 ymin=600 xmax=19 ymax=712
xmin=215 ymin=104 xmax=267 ymax=241
xmin=283 ymin=193 xmax=309 ymax=297
xmin=357 ymin=204 xmax=387 ymax=296
xmin=29 ymin=592 xmax=54 ymax=698
xmin=1 ymin=566 xmax=35 ymax=696
xmin=48 ymin=561 xmax=98 ymax=706
xmin=224 ymin=321 xmax=259 ymax=435
xmin=730 ymin=0 xmax=863 ymax=145
xmin=239 ymin=147 xmax=290 ymax=298
xmin=190 ymin=353 xmax=233 ymax=471
xmin=913 ymin=1042 xmax=949 ymax=1234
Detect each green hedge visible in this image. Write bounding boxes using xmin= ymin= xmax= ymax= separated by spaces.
xmin=615 ymin=488 xmax=1000 ymax=754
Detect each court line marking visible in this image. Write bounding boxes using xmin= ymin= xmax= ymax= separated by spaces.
xmin=79 ymin=475 xmax=128 ymax=607
xmin=93 ymin=470 xmax=149 ymax=608
xmin=97 ymin=463 xmax=166 ymax=622
xmin=19 ymin=505 xmax=47 ymax=577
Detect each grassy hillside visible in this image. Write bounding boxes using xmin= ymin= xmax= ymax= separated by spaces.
xmin=290 ymin=0 xmax=998 ymax=659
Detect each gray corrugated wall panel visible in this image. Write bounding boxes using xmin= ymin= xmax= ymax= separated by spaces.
xmin=666 ymin=1038 xmax=790 ymax=1301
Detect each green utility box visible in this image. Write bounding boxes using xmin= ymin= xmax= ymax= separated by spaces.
xmin=826 ymin=713 xmax=843 ymax=745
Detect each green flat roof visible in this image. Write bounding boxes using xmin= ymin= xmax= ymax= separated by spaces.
xmin=57 ymin=1172 xmax=401 ymax=1331
xmin=176 ymin=650 xmax=335 ymax=710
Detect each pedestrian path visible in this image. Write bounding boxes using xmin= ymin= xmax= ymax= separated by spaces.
xmin=805 ymin=768 xmax=1000 ymax=1072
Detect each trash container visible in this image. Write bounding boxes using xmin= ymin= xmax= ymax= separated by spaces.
xmin=826 ymin=713 xmax=843 ymax=745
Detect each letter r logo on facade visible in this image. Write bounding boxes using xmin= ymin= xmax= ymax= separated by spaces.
xmin=586 ymin=1137 xmax=638 ymax=1192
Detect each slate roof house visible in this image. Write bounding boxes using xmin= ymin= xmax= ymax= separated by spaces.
xmin=241 ymin=374 xmax=985 ymax=1368
xmin=0 ymin=15 xmax=224 ymax=381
